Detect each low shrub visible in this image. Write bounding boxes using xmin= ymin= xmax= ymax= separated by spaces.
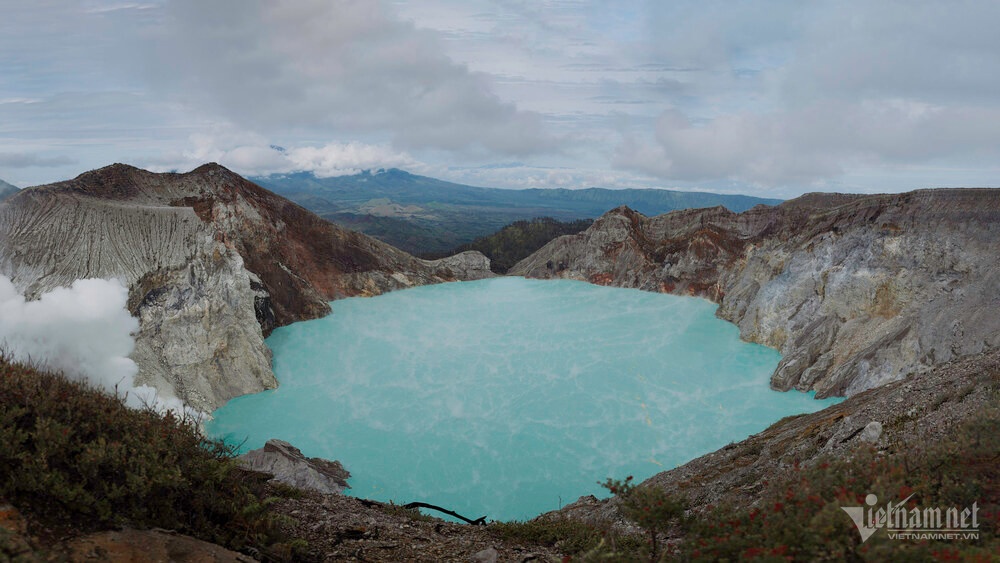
xmin=0 ymin=355 xmax=302 ymax=560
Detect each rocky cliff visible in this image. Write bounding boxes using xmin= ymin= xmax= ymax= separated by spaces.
xmin=0 ymin=163 xmax=492 ymax=411
xmin=512 ymin=189 xmax=1000 ymax=398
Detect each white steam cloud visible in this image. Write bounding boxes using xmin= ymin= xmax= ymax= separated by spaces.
xmin=0 ymin=275 xmax=194 ymax=415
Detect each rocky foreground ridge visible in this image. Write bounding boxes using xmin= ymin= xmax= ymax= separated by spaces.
xmin=512 ymin=189 xmax=1000 ymax=398
xmin=0 ymin=163 xmax=492 ymax=411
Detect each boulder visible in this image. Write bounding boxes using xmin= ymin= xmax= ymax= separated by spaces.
xmin=240 ymin=439 xmax=350 ymax=494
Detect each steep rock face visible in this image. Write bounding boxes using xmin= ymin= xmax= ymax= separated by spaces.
xmin=512 ymin=189 xmax=1000 ymax=398
xmin=0 ymin=164 xmax=493 ymax=411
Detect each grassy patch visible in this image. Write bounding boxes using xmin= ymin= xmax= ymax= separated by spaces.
xmin=0 ymin=355 xmax=305 ymax=560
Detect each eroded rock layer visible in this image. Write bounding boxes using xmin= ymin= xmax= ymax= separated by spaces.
xmin=0 ymin=163 xmax=492 ymax=410
xmin=512 ymin=189 xmax=1000 ymax=398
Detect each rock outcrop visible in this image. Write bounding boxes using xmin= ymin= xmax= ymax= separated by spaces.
xmin=0 ymin=163 xmax=493 ymax=411
xmin=59 ymin=529 xmax=256 ymax=562
xmin=1 ymin=503 xmax=255 ymax=562
xmin=240 ymin=439 xmax=351 ymax=494
xmin=512 ymin=189 xmax=1000 ymax=398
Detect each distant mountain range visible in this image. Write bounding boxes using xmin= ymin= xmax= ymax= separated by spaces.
xmin=0 ymin=178 xmax=19 ymax=201
xmin=251 ymin=169 xmax=782 ymax=255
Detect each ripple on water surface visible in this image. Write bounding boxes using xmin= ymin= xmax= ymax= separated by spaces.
xmin=208 ymin=277 xmax=840 ymax=521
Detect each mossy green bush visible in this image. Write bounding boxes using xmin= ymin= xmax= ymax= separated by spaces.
xmin=600 ymin=476 xmax=687 ymax=561
xmin=0 ymin=355 xmax=301 ymax=560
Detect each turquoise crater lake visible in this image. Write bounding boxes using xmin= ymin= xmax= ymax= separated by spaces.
xmin=208 ymin=277 xmax=839 ymax=521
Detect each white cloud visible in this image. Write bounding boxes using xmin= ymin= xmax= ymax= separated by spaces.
xmin=286 ymin=143 xmax=418 ymax=177
xmin=0 ymin=276 xmax=194 ymax=416
xmin=428 ymin=162 xmax=673 ymax=191
xmin=2 ymin=1 xmax=1000 ymax=194
xmin=145 ymin=127 xmax=419 ymax=178
xmin=0 ymin=152 xmax=76 ymax=168
xmin=151 ymin=0 xmax=555 ymax=156
xmin=610 ymin=1 xmax=1000 ymax=190
xmin=783 ymin=1 xmax=1000 ymax=106
xmin=614 ymin=99 xmax=1000 ymax=188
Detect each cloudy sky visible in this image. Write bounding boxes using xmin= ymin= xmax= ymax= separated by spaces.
xmin=1 ymin=1 xmax=998 ymax=197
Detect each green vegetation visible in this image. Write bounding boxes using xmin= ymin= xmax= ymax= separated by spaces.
xmin=0 ymin=355 xmax=305 ymax=560
xmin=324 ymin=211 xmax=479 ymax=256
xmin=600 ymin=476 xmax=687 ymax=561
xmin=426 ymin=217 xmax=593 ymax=273
xmin=253 ymin=169 xmax=780 ymax=255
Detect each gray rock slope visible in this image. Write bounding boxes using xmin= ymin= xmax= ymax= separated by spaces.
xmin=0 ymin=163 xmax=493 ymax=411
xmin=512 ymin=189 xmax=1000 ymax=398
